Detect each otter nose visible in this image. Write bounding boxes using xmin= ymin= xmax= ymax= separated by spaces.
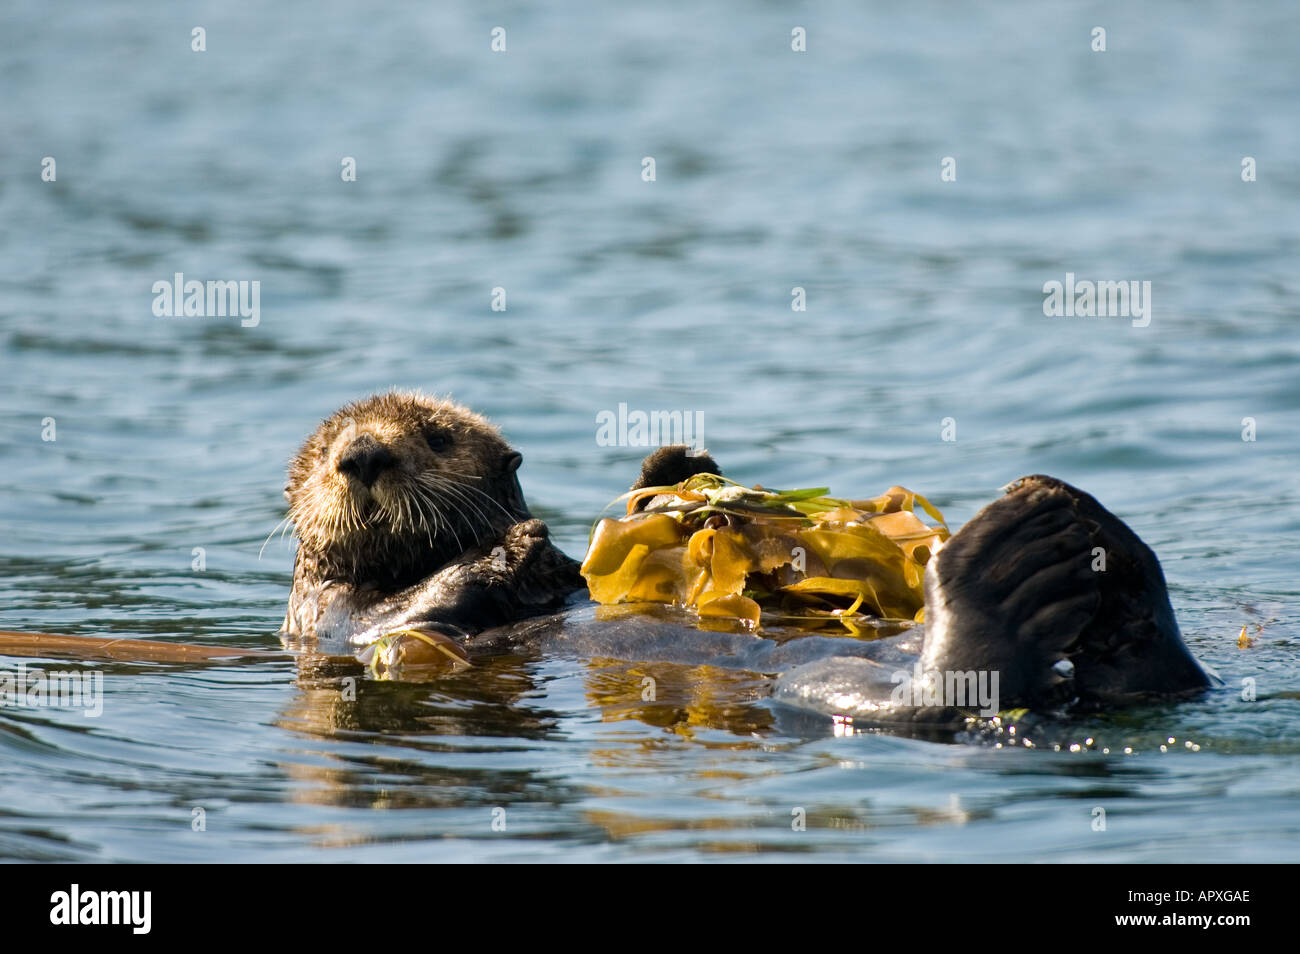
xmin=337 ymin=435 xmax=396 ymax=488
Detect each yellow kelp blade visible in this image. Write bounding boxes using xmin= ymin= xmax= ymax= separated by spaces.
xmin=581 ymin=475 xmax=947 ymax=632
xmin=582 ymin=515 xmax=685 ymax=578
xmin=696 ymin=592 xmax=761 ymax=629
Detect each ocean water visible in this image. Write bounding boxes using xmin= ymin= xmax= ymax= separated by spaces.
xmin=1 ymin=0 xmax=1297 ymax=862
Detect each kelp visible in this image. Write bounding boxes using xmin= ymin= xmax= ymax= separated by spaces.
xmin=356 ymin=627 xmax=472 ymax=677
xmin=581 ymin=474 xmax=949 ymax=633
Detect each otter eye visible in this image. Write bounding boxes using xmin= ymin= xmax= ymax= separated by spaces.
xmin=425 ymin=430 xmax=451 ymax=453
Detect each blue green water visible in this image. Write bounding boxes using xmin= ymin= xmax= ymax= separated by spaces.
xmin=1 ymin=0 xmax=1297 ymax=861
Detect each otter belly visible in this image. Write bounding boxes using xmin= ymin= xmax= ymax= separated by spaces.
xmin=468 ymin=602 xmax=955 ymax=726
xmin=470 ymin=601 xmax=922 ymax=674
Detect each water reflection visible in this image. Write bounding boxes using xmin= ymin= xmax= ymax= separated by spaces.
xmin=581 ymin=658 xmax=775 ymax=738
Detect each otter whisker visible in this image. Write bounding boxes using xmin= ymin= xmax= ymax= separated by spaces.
xmin=424 ymin=484 xmax=467 ymax=554
xmin=434 ymin=473 xmax=519 ymax=522
xmin=423 ymin=475 xmax=493 ymax=533
xmin=416 ymin=484 xmax=447 ymax=552
xmin=413 ymin=475 xmax=470 ymax=533
xmin=407 ymin=478 xmax=449 ymax=546
xmin=412 ymin=483 xmax=438 ymax=537
xmin=429 ymin=486 xmax=490 ymax=548
xmin=409 ymin=483 xmax=437 ymax=549
xmin=402 ymin=490 xmax=416 ymax=534
xmin=259 ymin=515 xmax=293 ymax=559
xmin=422 ymin=473 xmax=505 ymax=534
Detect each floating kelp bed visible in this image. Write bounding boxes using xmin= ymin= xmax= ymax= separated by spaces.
xmin=580 ymin=474 xmax=949 ymax=635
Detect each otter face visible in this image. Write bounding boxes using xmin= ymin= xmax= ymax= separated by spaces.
xmin=285 ymin=392 xmax=529 ymax=587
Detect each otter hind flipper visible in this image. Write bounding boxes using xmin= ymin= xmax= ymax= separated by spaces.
xmin=921 ymin=474 xmax=1212 ymax=711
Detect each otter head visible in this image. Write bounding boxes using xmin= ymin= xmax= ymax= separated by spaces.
xmin=285 ymin=391 xmax=530 ymax=589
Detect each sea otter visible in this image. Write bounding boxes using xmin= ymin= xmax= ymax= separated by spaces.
xmin=281 ymin=391 xmax=586 ymax=649
xmin=280 ymin=392 xmax=1214 ymax=728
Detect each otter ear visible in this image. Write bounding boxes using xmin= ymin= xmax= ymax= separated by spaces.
xmin=499 ymin=451 xmax=531 ymax=520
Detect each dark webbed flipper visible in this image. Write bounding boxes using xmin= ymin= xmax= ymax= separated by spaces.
xmin=921 ymin=475 xmax=1212 ymax=710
